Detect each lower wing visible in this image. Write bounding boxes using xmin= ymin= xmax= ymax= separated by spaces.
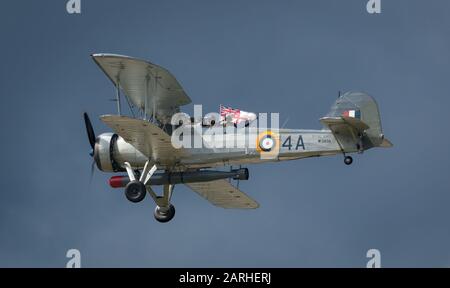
xmin=185 ymin=179 xmax=259 ymax=209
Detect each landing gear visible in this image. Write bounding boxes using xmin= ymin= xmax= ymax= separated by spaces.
xmin=154 ymin=201 xmax=176 ymax=223
xmin=125 ymin=180 xmax=146 ymax=203
xmin=149 ymin=185 xmax=176 ymax=223
xmin=123 ymin=161 xmax=177 ymax=223
xmin=344 ymin=156 xmax=353 ymax=165
xmin=123 ymin=160 xmax=156 ymax=203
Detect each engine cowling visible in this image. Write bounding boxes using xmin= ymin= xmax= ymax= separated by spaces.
xmin=93 ymin=133 xmax=146 ymax=172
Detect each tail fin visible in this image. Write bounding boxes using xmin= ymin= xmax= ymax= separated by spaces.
xmin=326 ymin=91 xmax=392 ymax=149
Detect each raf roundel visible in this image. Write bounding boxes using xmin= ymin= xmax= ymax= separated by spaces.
xmin=259 ymin=135 xmax=275 ymax=152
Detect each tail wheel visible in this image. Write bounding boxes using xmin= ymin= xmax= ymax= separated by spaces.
xmin=125 ymin=180 xmax=146 ymax=203
xmin=154 ymin=204 xmax=176 ymax=223
xmin=344 ymin=156 xmax=353 ymax=165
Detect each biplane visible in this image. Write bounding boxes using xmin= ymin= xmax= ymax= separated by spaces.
xmin=84 ymin=53 xmax=392 ymax=223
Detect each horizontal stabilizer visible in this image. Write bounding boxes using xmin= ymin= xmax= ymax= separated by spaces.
xmin=320 ymin=116 xmax=371 ymax=152
xmin=379 ymin=137 xmax=393 ymax=148
xmin=320 ymin=116 xmax=369 ymax=132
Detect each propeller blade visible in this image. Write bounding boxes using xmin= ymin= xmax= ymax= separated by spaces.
xmin=89 ymin=160 xmax=95 ymax=186
xmin=83 ymin=112 xmax=96 ymax=150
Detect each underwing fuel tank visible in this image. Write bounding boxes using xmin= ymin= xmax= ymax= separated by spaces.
xmin=109 ymin=168 xmax=249 ymax=188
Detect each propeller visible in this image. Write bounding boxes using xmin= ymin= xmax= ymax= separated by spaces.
xmin=89 ymin=160 xmax=96 ymax=185
xmin=83 ymin=112 xmax=96 ymax=157
xmin=83 ymin=112 xmax=97 ymax=184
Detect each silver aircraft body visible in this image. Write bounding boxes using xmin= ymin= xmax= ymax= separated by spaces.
xmin=85 ymin=53 xmax=392 ymax=223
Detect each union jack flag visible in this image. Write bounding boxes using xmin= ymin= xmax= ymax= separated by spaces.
xmin=220 ymin=105 xmax=240 ymax=119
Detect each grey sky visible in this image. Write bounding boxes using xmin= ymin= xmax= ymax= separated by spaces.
xmin=1 ymin=0 xmax=450 ymax=267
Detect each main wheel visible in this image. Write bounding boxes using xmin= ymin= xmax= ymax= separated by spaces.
xmin=154 ymin=204 xmax=176 ymax=223
xmin=125 ymin=180 xmax=146 ymax=203
xmin=344 ymin=156 xmax=353 ymax=165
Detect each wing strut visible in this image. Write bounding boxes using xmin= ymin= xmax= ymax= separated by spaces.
xmin=116 ymin=80 xmax=122 ymax=116
xmin=144 ymin=76 xmax=149 ymax=120
xmin=152 ymin=72 xmax=159 ymax=123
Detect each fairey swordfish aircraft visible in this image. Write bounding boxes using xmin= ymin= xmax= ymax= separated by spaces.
xmin=84 ymin=53 xmax=393 ymax=223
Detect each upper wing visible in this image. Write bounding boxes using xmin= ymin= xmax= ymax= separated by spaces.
xmin=100 ymin=115 xmax=188 ymax=165
xmin=92 ymin=53 xmax=191 ymax=124
xmin=185 ymin=179 xmax=259 ymax=209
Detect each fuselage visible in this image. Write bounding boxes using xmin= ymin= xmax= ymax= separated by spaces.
xmin=100 ymin=127 xmax=346 ymax=171
xmin=181 ymin=127 xmax=343 ymax=169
